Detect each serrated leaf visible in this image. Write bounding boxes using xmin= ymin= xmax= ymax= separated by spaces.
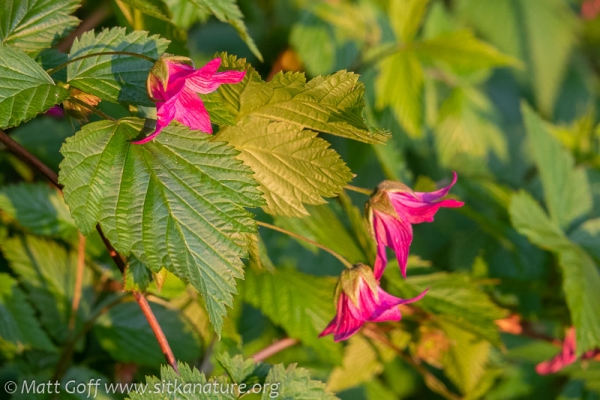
xmin=0 ymin=0 xmax=80 ymax=56
xmin=570 ymin=218 xmax=600 ymax=261
xmin=416 ymin=29 xmax=521 ymax=74
xmin=118 ymin=0 xmax=173 ymax=22
xmin=521 ymin=103 xmax=592 ymax=229
xmin=216 ymin=119 xmax=353 ymax=217
xmin=387 ymin=271 xmax=508 ymax=345
xmin=264 ymin=364 xmax=339 ymax=400
xmin=327 ymin=335 xmax=383 ymax=392
xmin=165 ymin=0 xmax=211 ymax=29
xmin=66 ymin=28 xmax=170 ymax=106
xmin=389 ymin=0 xmax=430 ymax=43
xmin=458 ymin=0 xmax=577 ymax=115
xmin=243 ymin=267 xmax=342 ymax=363
xmin=124 ymin=257 xmax=153 ymax=292
xmin=217 ymin=353 xmax=271 ymax=384
xmin=247 ymin=233 xmax=275 ymax=273
xmin=290 ymin=11 xmax=335 ymax=77
xmin=94 ymin=300 xmax=201 ymax=366
xmin=0 ymin=44 xmax=69 ymax=128
xmin=211 ymin=53 xmax=390 ymax=144
xmin=0 ymin=183 xmax=76 ymax=239
xmin=375 ymin=50 xmax=423 ymax=138
xmin=59 ymin=118 xmax=263 ymax=334
xmin=0 ymin=272 xmax=55 ymax=352
xmin=188 ymin=0 xmax=262 ymax=61
xmin=435 ymin=87 xmax=507 ymax=171
xmin=439 ymin=320 xmax=491 ymax=395
xmin=509 ymin=191 xmax=600 ymax=354
xmin=0 ymin=235 xmax=93 ymax=342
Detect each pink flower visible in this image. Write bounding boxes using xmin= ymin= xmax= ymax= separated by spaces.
xmin=319 ymin=264 xmax=427 ymax=342
xmin=366 ymin=172 xmax=464 ymax=280
xmin=536 ymin=327 xmax=600 ymax=374
xmin=45 ymin=105 xmax=65 ymax=118
xmin=133 ymin=57 xmax=245 ymax=144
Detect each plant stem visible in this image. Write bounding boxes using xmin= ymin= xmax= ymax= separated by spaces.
xmin=251 ymin=338 xmax=299 ymax=362
xmin=0 ymin=130 xmax=62 ymax=188
xmin=68 ymin=233 xmax=86 ymax=331
xmin=256 ymin=221 xmax=354 ymax=269
xmin=46 ymin=51 xmax=156 ymax=76
xmin=67 ymin=97 xmax=116 ymax=121
xmin=363 ymin=325 xmax=462 ymax=400
xmin=0 ymin=132 xmax=179 ymax=374
xmin=344 ymin=185 xmax=373 ymax=196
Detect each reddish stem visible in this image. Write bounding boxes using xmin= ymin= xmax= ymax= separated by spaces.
xmin=250 ymin=338 xmax=299 ymax=362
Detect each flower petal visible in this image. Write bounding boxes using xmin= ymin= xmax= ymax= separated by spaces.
xmin=373 ymin=210 xmax=413 ymax=280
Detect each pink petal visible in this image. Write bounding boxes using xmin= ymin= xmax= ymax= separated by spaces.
xmin=391 ymin=197 xmax=465 ymax=224
xmin=535 ymin=328 xmax=578 ymax=375
xmin=185 ymin=69 xmax=246 ymax=94
xmin=370 ymin=307 xmax=402 ymax=322
xmin=373 ymin=211 xmax=413 ymax=280
xmin=415 ymin=171 xmax=458 ymax=203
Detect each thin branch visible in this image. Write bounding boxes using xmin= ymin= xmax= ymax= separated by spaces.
xmin=133 ymin=291 xmax=179 ymax=374
xmin=56 ymin=3 xmax=112 ymax=52
xmin=363 ymin=325 xmax=462 ymax=400
xmin=0 ymin=130 xmax=61 ymax=188
xmin=69 ymin=233 xmax=86 ymax=331
xmin=47 ymin=51 xmax=156 ymax=76
xmin=344 ymin=185 xmax=373 ymax=196
xmin=0 ymin=132 xmax=179 ymax=374
xmin=256 ymin=221 xmax=354 ymax=269
xmin=251 ymin=338 xmax=299 ymax=362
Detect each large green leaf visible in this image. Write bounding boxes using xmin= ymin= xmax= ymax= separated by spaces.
xmin=243 ymin=267 xmax=342 ymax=363
xmin=327 ymin=335 xmax=383 ymax=392
xmin=93 ymin=300 xmax=201 ymax=366
xmin=0 ymin=183 xmax=76 ymax=239
xmin=58 ymin=118 xmax=263 ymax=334
xmin=375 ymin=50 xmax=423 ymax=138
xmin=0 ymin=235 xmax=92 ymax=342
xmin=66 ymin=28 xmax=170 ymax=106
xmin=389 ymin=0 xmax=430 ymax=43
xmin=509 ymin=191 xmax=600 ymax=353
xmin=521 ymin=103 xmax=592 ymax=229
xmin=388 ymin=271 xmax=508 ymax=345
xmin=209 ymin=53 xmax=390 ymax=145
xmin=118 ymin=0 xmax=173 ymax=22
xmin=0 ymin=44 xmax=69 ymax=129
xmin=187 ymin=0 xmax=262 ymax=61
xmin=0 ymin=0 xmax=79 ymax=56
xmin=0 ymin=273 xmax=55 ymax=352
xmin=216 ymin=119 xmax=352 ymax=217
xmin=458 ymin=0 xmax=577 ymax=115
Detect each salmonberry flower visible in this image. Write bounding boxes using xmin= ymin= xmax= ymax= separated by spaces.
xmin=536 ymin=327 xmax=600 ymax=375
xmin=133 ymin=55 xmax=245 ymax=144
xmin=319 ymin=264 xmax=427 ymax=342
xmin=366 ymin=172 xmax=464 ymax=280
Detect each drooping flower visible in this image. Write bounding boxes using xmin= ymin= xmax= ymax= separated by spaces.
xmin=133 ymin=55 xmax=245 ymax=144
xmin=366 ymin=172 xmax=464 ymax=280
xmin=536 ymin=327 xmax=600 ymax=375
xmin=319 ymin=264 xmax=427 ymax=342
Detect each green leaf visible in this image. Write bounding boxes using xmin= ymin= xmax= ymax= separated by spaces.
xmin=263 ymin=364 xmax=338 ymax=400
xmin=0 ymin=44 xmax=69 ymax=129
xmin=165 ymin=0 xmax=211 ymax=29
xmin=521 ymin=103 xmax=592 ymax=229
xmin=290 ymin=12 xmax=335 ymax=76
xmin=327 ymin=335 xmax=383 ymax=392
xmin=59 ymin=118 xmax=263 ymax=334
xmin=0 ymin=0 xmax=79 ymax=56
xmin=274 ymin=203 xmax=367 ymax=263
xmin=93 ymin=300 xmax=201 ymax=366
xmin=217 ymin=353 xmax=271 ymax=383
xmin=0 ymin=183 xmax=76 ymax=239
xmin=375 ymin=50 xmax=423 ymax=138
xmin=570 ymin=218 xmax=600 ymax=261
xmin=123 ymin=257 xmax=153 ymax=292
xmin=387 ymin=271 xmax=508 ymax=345
xmin=439 ymin=320 xmax=491 ymax=395
xmin=0 ymin=235 xmax=92 ymax=342
xmin=458 ymin=0 xmax=577 ymax=115
xmin=211 ymin=53 xmax=390 ymax=145
xmin=389 ymin=0 xmax=430 ymax=43
xmin=435 ymin=87 xmax=507 ymax=172
xmin=247 ymin=233 xmax=275 ymax=273
xmin=0 ymin=272 xmax=55 ymax=352
xmin=187 ymin=0 xmax=263 ymax=61
xmin=243 ymin=267 xmax=342 ymax=363
xmin=118 ymin=0 xmax=173 ymax=22
xmin=416 ymin=30 xmax=521 ymax=74
xmin=66 ymin=28 xmax=170 ymax=106
xmin=216 ymin=119 xmax=353 ymax=217
xmin=509 ymin=191 xmax=600 ymax=353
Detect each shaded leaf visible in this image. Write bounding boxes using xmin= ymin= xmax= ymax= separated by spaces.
xmin=263 ymin=364 xmax=338 ymax=400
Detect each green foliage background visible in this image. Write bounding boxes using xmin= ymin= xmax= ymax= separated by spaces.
xmin=0 ymin=0 xmax=600 ymax=399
